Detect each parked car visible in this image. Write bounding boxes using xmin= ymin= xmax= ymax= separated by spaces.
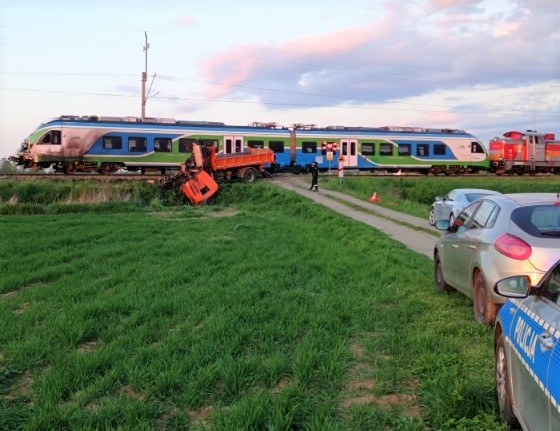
xmin=493 ymin=259 xmax=560 ymax=431
xmin=429 ymin=188 xmax=501 ymax=226
xmin=434 ymin=193 xmax=560 ymax=324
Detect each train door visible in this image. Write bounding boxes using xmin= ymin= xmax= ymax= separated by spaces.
xmin=340 ymin=138 xmax=358 ymax=167
xmin=224 ymin=135 xmax=244 ymax=155
xmin=529 ymin=134 xmax=546 ymax=162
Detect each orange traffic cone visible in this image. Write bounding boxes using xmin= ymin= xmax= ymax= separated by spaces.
xmin=369 ymin=192 xmax=381 ymax=202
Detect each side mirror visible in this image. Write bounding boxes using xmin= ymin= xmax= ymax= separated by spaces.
xmin=435 ymin=196 xmax=443 ymax=201
xmin=494 ymin=276 xmax=531 ymax=298
xmin=435 ymin=220 xmax=450 ymax=231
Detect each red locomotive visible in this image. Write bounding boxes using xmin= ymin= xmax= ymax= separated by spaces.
xmin=488 ymin=130 xmax=560 ymax=175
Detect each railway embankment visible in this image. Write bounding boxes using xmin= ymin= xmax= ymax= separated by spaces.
xmin=273 ymin=175 xmax=440 ymax=260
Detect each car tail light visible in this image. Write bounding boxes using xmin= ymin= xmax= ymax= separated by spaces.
xmin=494 ymin=233 xmax=532 ymax=260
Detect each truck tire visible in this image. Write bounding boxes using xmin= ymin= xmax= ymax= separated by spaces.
xmin=242 ymin=167 xmax=258 ymax=183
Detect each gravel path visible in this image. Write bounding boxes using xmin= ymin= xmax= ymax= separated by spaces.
xmin=272 ymin=175 xmax=441 ymax=260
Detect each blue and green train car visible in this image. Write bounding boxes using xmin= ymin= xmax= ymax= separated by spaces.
xmin=15 ymin=115 xmax=490 ymax=174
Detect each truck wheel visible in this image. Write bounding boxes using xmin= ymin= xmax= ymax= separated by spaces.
xmin=242 ymin=168 xmax=258 ymax=183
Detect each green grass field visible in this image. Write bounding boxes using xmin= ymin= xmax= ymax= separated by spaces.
xmin=0 ymin=177 xmax=535 ymax=430
xmin=320 ymin=174 xmax=560 ymax=219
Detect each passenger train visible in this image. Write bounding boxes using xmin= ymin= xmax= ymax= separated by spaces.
xmin=13 ymin=115 xmax=491 ymax=175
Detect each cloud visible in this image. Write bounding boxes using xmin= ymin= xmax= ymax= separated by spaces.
xmin=174 ymin=15 xmax=196 ymax=26
xmin=195 ymin=1 xmax=552 ymax=108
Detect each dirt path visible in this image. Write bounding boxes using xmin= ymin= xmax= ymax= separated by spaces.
xmin=272 ymin=175 xmax=440 ymax=260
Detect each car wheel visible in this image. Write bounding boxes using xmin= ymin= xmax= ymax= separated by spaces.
xmin=434 ymin=253 xmax=453 ymax=292
xmin=473 ymin=270 xmax=496 ymax=325
xmin=429 ymin=208 xmax=436 ymax=226
xmin=448 ymin=213 xmax=455 ymax=225
xmin=495 ymin=334 xmax=519 ymax=426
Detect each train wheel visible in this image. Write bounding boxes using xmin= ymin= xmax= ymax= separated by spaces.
xmin=98 ymin=163 xmax=119 ymax=175
xmin=64 ymin=163 xmax=76 ymax=174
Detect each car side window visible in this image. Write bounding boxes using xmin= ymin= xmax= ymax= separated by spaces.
xmin=546 ymin=266 xmax=560 ymax=304
xmin=451 ymin=201 xmax=481 ymax=230
xmin=471 ymin=201 xmax=499 ymax=229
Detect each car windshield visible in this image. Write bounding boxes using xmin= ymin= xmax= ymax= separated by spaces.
xmin=465 ymin=192 xmax=490 ymax=202
xmin=511 ymin=205 xmax=560 ymax=237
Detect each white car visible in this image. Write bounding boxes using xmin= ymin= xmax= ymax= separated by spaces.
xmin=429 ymin=188 xmax=501 ymax=226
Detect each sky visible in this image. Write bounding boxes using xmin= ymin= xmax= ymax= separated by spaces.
xmin=0 ymin=0 xmax=559 ymax=159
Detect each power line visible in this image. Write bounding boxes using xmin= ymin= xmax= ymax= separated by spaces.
xmin=3 ymin=71 xmax=559 ymax=111
xmin=3 ymin=86 xmax=559 ymax=119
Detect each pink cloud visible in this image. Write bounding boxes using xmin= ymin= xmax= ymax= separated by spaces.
xmin=199 ymin=22 xmax=393 ymax=99
xmin=426 ymin=0 xmax=480 ymax=11
xmin=174 ymin=15 xmax=196 ymax=26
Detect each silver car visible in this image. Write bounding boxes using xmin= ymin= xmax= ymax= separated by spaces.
xmin=434 ymin=193 xmax=560 ymax=324
xmin=493 ymin=260 xmax=560 ymax=431
xmin=429 ymin=188 xmax=501 ymax=226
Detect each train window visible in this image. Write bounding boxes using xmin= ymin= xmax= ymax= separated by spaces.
xmin=154 ymin=137 xmax=172 ymax=152
xmin=248 ymin=140 xmax=264 ymax=149
xmin=179 ymin=138 xmax=197 ymax=153
xmin=39 ymin=130 xmax=61 ymax=145
xmin=433 ymin=144 xmax=446 ymax=155
xmin=200 ymin=139 xmax=217 ymax=147
xmin=379 ymin=143 xmax=393 ymax=156
xmin=128 ymin=137 xmax=147 ymax=152
xmin=103 ymin=136 xmax=122 ymax=150
xmin=471 ymin=142 xmax=485 ymax=154
xmin=398 ymin=144 xmax=411 ymax=156
xmin=269 ymin=141 xmax=285 ymax=153
xmin=361 ymin=143 xmax=375 ymax=156
xmin=302 ymin=142 xmax=317 ymax=153
xmin=417 ymin=144 xmax=429 ymax=156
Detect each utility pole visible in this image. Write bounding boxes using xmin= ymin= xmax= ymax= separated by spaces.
xmin=141 ymin=31 xmax=149 ymax=119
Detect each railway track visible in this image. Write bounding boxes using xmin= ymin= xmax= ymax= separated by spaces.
xmin=0 ymin=171 xmax=557 ymax=181
xmin=0 ymin=173 xmax=168 ymax=181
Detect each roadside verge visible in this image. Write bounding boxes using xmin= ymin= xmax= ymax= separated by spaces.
xmin=272 ymin=175 xmax=440 ymax=260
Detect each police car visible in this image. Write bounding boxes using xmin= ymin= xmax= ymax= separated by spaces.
xmin=494 ymin=259 xmax=560 ymax=430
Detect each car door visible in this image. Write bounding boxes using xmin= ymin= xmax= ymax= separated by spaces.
xmin=440 ymin=201 xmax=480 ymax=291
xmin=506 ymin=269 xmax=560 ymax=431
xmin=454 ymin=201 xmax=500 ymax=292
xmin=439 ymin=191 xmax=456 ymax=221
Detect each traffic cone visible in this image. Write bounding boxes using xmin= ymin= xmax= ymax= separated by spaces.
xmin=369 ymin=192 xmax=381 ymax=202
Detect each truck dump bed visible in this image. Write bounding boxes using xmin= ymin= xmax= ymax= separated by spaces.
xmin=211 ymin=148 xmax=275 ymax=171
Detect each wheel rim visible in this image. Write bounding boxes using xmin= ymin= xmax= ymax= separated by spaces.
xmin=435 ymin=257 xmax=445 ymax=291
xmin=474 ymin=273 xmax=487 ymax=322
xmin=496 ymin=345 xmax=507 ymax=411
